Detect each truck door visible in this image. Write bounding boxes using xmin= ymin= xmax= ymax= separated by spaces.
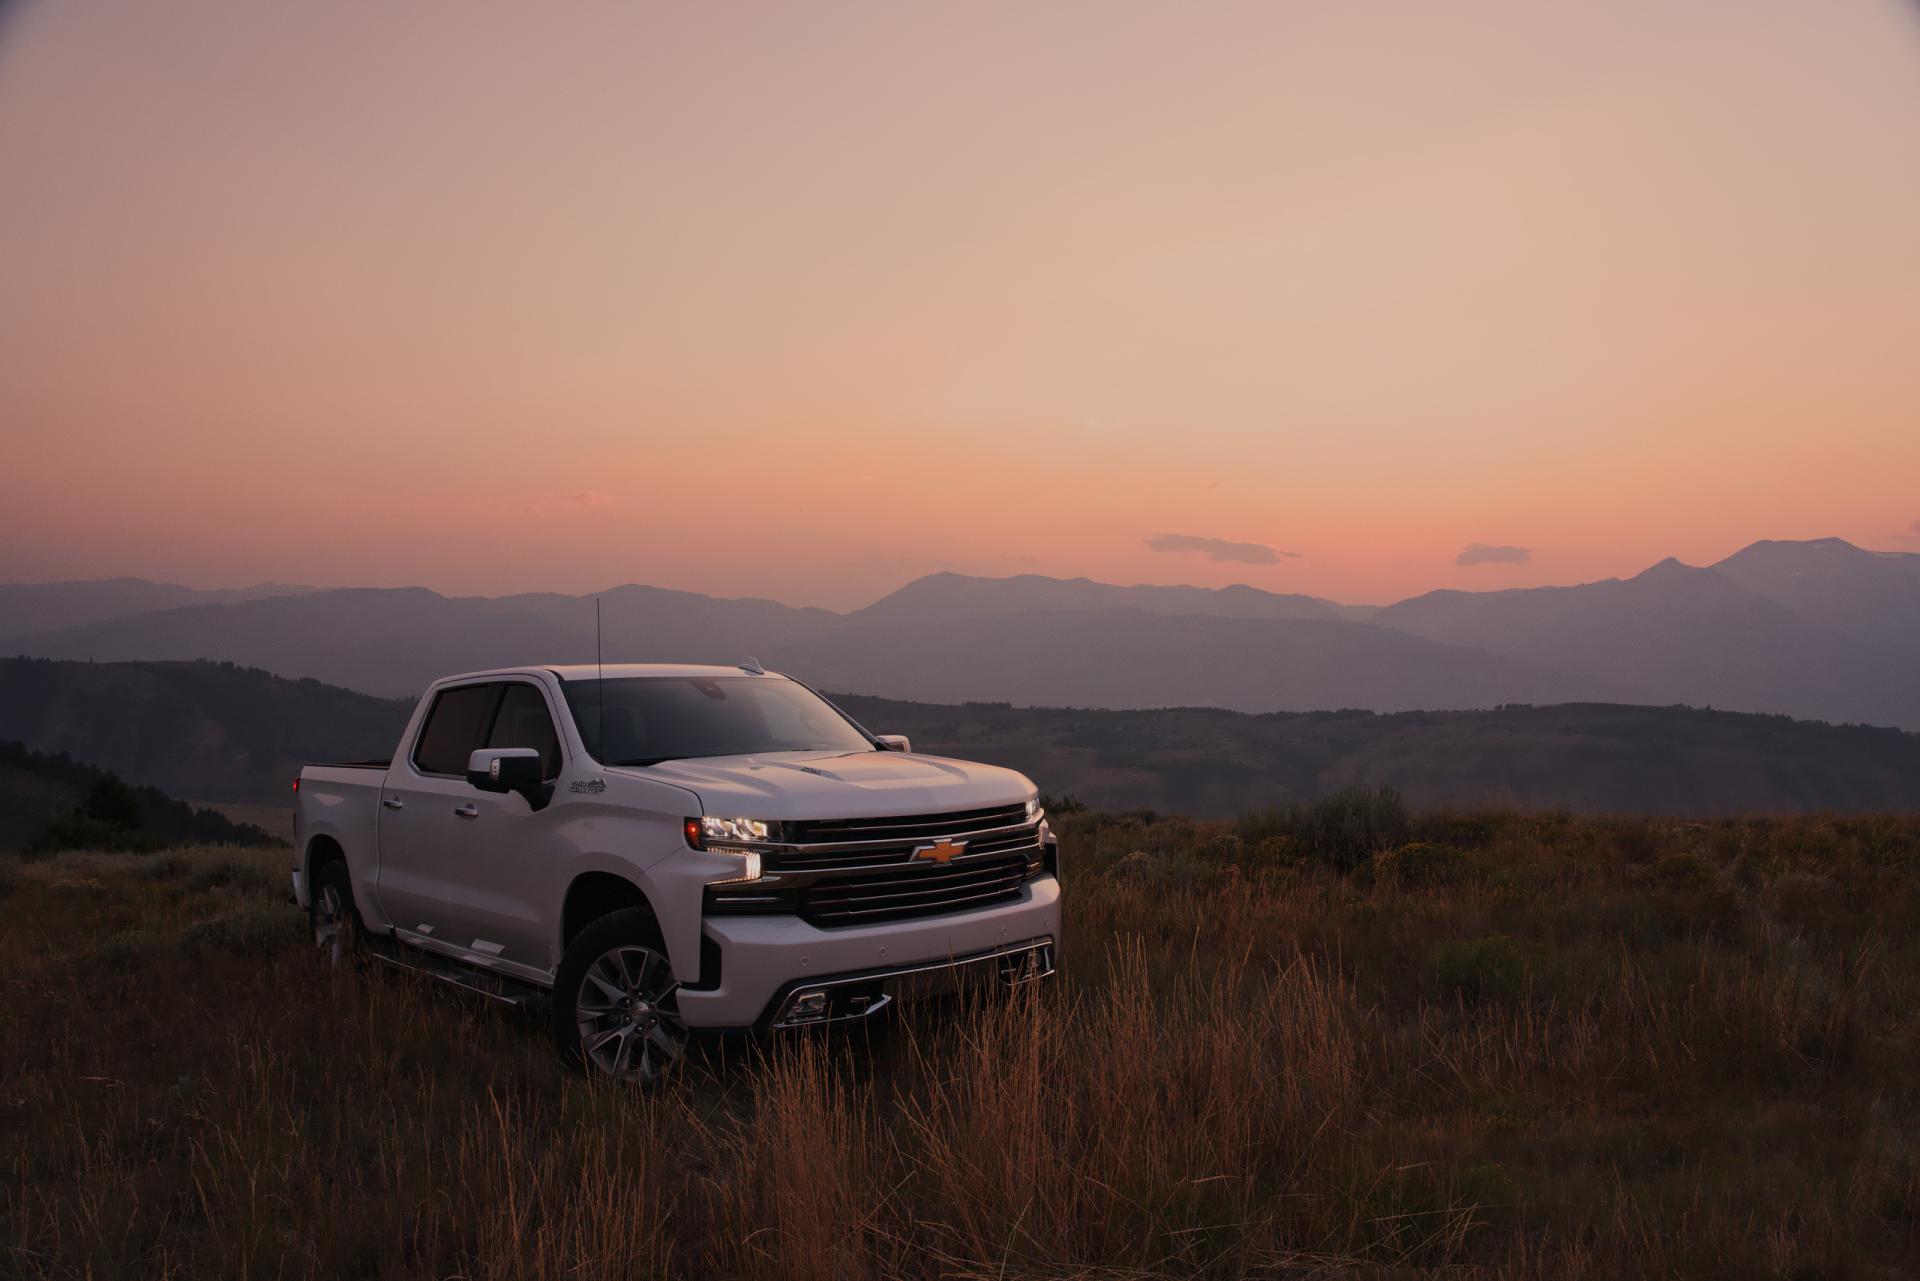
xmin=374 ymin=680 xmax=499 ymax=956
xmin=375 ymin=679 xmax=564 ymax=981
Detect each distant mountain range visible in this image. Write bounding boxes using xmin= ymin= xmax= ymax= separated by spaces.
xmin=3 ymin=658 xmax=1916 ymax=816
xmin=3 ymin=537 xmax=1916 ymax=727
xmin=0 ymin=577 xmax=316 ymax=636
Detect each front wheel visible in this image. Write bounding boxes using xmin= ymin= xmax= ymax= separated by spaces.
xmin=553 ymin=907 xmax=687 ymax=1085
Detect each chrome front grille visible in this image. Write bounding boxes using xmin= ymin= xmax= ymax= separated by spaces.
xmin=785 ymin=803 xmax=1029 ymax=845
xmin=798 ymin=853 xmax=1035 ymax=926
xmin=765 ymin=804 xmax=1035 ymax=875
xmin=705 ymin=803 xmax=1047 ymax=927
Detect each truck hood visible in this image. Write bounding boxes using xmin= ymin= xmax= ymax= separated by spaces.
xmin=607 ymin=750 xmax=1035 ymax=820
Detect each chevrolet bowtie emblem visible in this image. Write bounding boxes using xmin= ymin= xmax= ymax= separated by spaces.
xmin=913 ymin=838 xmax=967 ymax=864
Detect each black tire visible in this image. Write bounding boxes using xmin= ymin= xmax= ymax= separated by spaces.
xmin=309 ymin=859 xmax=363 ymax=969
xmin=552 ymin=906 xmax=687 ymax=1085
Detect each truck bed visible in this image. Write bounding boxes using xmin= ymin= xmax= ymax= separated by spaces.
xmin=293 ymin=761 xmax=390 ymax=910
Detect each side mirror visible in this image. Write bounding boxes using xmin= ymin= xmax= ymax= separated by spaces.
xmin=874 ymin=734 xmax=912 ymax=753
xmin=467 ymin=748 xmax=552 ymax=810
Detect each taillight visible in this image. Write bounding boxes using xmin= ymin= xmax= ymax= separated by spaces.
xmin=292 ymin=777 xmax=300 ymax=793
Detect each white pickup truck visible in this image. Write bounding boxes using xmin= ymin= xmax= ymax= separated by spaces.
xmin=293 ymin=663 xmax=1059 ymax=1082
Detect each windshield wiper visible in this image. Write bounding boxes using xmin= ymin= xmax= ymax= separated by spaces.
xmin=608 ymin=755 xmax=693 ymax=767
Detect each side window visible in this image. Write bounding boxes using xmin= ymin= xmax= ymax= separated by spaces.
xmin=486 ymin=683 xmax=562 ymax=781
xmin=412 ymin=684 xmax=500 ymax=776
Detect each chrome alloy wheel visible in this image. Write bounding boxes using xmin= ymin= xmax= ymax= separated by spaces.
xmin=575 ymin=944 xmax=686 ymax=1083
xmin=314 ymin=882 xmax=352 ymax=968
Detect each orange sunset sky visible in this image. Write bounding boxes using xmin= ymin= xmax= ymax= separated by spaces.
xmin=3 ymin=0 xmax=1919 ymax=611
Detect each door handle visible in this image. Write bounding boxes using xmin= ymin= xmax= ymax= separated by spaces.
xmin=453 ymin=803 xmax=479 ymax=819
xmin=382 ymin=797 xmax=404 ymax=811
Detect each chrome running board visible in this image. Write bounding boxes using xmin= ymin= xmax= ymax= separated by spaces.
xmin=365 ymin=933 xmax=550 ymax=1012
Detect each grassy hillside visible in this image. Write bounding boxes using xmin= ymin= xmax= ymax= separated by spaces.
xmin=0 ymin=658 xmax=412 ymax=802
xmin=2 ymin=809 xmax=1915 ymax=1277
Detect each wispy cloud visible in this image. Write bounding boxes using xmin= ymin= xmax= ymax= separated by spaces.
xmin=1457 ymin=543 xmax=1531 ymax=566
xmin=1146 ymin=533 xmax=1297 ymax=565
xmin=1894 ymin=519 xmax=1920 ymax=543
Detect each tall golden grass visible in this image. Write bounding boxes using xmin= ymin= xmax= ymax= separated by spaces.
xmin=2 ymin=809 xmax=1916 ymax=1278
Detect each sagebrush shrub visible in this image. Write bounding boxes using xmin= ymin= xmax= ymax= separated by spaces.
xmin=1372 ymin=841 xmax=1467 ymax=888
xmin=1236 ymin=787 xmax=1408 ymax=873
xmin=1431 ymin=934 xmax=1526 ymax=1001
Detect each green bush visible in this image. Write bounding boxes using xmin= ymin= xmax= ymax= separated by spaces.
xmin=1431 ymin=934 xmax=1526 ymax=1001
xmin=26 ymin=815 xmax=164 ymax=858
xmin=1238 ymin=787 xmax=1408 ymax=874
xmin=1236 ymin=804 xmax=1294 ymax=846
xmin=182 ymin=906 xmax=292 ymax=957
xmin=90 ymin=927 xmax=171 ymax=967
xmin=135 ymin=854 xmax=193 ymax=881
xmin=26 ymin=774 xmax=160 ymax=857
xmin=1765 ymin=872 xmax=1848 ymax=934
xmin=1190 ymin=833 xmax=1244 ymax=864
xmin=1650 ymin=852 xmax=1716 ymax=891
xmin=78 ymin=775 xmax=143 ymax=828
xmin=1105 ymin=850 xmax=1164 ymax=883
xmin=1246 ymin=835 xmax=1299 ymax=866
xmin=1419 ymin=814 xmax=1500 ymax=848
xmin=1371 ymin=841 xmax=1467 ymax=888
xmin=186 ymin=857 xmax=278 ymax=896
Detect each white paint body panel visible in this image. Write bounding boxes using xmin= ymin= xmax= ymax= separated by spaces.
xmin=293 ymin=664 xmax=1054 ymax=1029
xmin=680 ymin=878 xmax=1061 ymax=1027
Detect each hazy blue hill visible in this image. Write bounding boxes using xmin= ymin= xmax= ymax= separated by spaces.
xmin=780 ymin=607 xmax=1625 ymax=712
xmin=833 ymin=694 xmax=1920 ymax=817
xmin=1709 ymin=537 xmax=1920 ymax=650
xmin=1374 ymin=550 xmax=1920 ymax=727
xmin=5 ymin=658 xmax=1910 ymax=816
xmin=4 ymin=537 xmax=1916 ymax=727
xmin=0 ymin=577 xmax=315 ymax=639
xmin=8 ymin=584 xmax=842 ymax=697
xmin=0 ymin=658 xmax=413 ymax=802
xmin=855 ymin=571 xmax=1350 ymax=622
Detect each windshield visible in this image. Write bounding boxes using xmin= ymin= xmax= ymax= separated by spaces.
xmin=562 ymin=676 xmax=875 ymax=765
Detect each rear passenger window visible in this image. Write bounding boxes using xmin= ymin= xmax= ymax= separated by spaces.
xmin=486 ymin=684 xmax=562 ymax=781
xmin=413 ymin=684 xmax=499 ymax=775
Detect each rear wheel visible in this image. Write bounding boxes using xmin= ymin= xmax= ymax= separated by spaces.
xmin=553 ymin=907 xmax=687 ymax=1085
xmin=310 ymin=860 xmax=361 ymax=968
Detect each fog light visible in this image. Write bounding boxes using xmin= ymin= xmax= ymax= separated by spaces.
xmin=787 ymin=990 xmax=830 ymax=1023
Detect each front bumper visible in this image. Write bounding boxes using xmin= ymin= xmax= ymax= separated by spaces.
xmin=674 ymin=874 xmax=1062 ymax=1029
xmin=765 ymin=937 xmax=1054 ymax=1029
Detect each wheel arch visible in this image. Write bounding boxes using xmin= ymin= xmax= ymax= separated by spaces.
xmin=303 ymin=834 xmax=346 ymax=902
xmin=560 ymin=871 xmax=659 ymax=952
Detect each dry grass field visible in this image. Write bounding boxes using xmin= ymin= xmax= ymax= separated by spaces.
xmin=2 ymin=808 xmax=1917 ymax=1278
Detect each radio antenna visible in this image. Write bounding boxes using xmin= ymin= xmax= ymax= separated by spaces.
xmin=595 ymin=596 xmax=605 ymax=759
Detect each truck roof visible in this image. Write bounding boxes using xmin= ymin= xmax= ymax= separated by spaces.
xmin=432 ymin=662 xmax=786 ymax=685
xmin=548 ymin=662 xmax=782 ymax=681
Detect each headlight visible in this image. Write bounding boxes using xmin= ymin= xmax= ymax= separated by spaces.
xmin=685 ymin=815 xmax=777 ymax=847
xmin=683 ymin=815 xmax=774 ymax=884
xmin=708 ymin=848 xmax=762 ymax=884
xmin=1025 ymin=797 xmax=1044 ymax=824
